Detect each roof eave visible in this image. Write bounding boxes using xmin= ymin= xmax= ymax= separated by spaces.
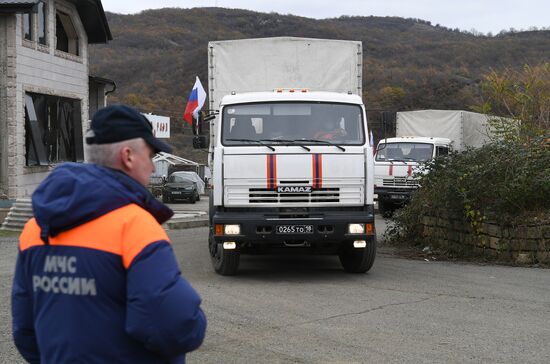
xmin=0 ymin=1 xmax=39 ymax=13
xmin=66 ymin=0 xmax=112 ymax=43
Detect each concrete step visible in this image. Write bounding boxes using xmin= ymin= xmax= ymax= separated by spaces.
xmin=1 ymin=223 xmax=26 ymax=231
xmin=0 ymin=199 xmax=34 ymax=232
xmin=3 ymin=215 xmax=30 ymax=224
xmin=0 ymin=226 xmax=23 ymax=232
xmin=10 ymin=212 xmax=33 ymax=218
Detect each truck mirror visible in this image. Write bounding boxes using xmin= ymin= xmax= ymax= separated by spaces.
xmin=193 ymin=135 xmax=209 ymax=149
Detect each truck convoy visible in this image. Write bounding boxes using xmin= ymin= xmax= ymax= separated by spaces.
xmin=374 ymin=110 xmax=491 ymax=215
xmin=194 ymin=37 xmax=376 ymax=275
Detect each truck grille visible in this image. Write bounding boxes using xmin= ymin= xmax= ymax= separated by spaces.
xmin=382 ymin=177 xmax=419 ymax=187
xmin=249 ymin=187 xmax=340 ymax=203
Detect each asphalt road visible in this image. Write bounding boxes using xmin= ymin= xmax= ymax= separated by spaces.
xmin=1 ymin=217 xmax=549 ymax=363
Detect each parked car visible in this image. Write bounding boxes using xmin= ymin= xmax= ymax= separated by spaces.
xmin=162 ymin=172 xmax=200 ymax=203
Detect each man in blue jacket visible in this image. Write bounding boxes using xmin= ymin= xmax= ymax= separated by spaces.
xmin=12 ymin=104 xmax=206 ymax=363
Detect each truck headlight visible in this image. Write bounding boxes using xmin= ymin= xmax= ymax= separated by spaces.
xmin=348 ymin=223 xmax=365 ymax=234
xmin=224 ymin=224 xmax=241 ymax=235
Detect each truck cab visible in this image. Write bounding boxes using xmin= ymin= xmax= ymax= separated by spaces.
xmin=374 ymin=136 xmax=450 ymax=216
xmin=207 ymin=90 xmax=376 ymax=275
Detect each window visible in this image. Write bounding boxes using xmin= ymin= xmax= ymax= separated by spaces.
xmin=436 ymin=146 xmax=449 ymax=157
xmin=375 ymin=143 xmax=434 ymax=162
xmin=25 ymin=93 xmax=84 ymax=166
xmin=222 ymin=102 xmax=365 ymax=146
xmin=23 ymin=12 xmax=32 ymax=41
xmin=56 ymin=11 xmax=79 ymax=56
xmin=38 ymin=2 xmax=47 ymax=45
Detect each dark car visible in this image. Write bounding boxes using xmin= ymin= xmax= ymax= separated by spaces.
xmin=162 ymin=173 xmax=200 ymax=203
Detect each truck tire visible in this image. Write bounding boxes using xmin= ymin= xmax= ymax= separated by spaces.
xmin=190 ymin=194 xmax=196 ymax=204
xmin=209 ymin=229 xmax=240 ymax=275
xmin=338 ymin=238 xmax=376 ymax=273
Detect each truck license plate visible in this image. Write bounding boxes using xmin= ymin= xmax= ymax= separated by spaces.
xmin=172 ymin=191 xmax=181 ymax=194
xmin=276 ymin=225 xmax=313 ymax=234
xmin=390 ymin=194 xmax=406 ymax=200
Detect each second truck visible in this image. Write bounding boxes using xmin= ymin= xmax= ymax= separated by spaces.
xmin=374 ymin=109 xmax=491 ymax=215
xmin=194 ymin=37 xmax=376 ymax=275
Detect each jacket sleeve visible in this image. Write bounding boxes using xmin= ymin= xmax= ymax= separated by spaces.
xmin=125 ymin=241 xmax=207 ymax=357
xmin=12 ymin=250 xmax=40 ymax=364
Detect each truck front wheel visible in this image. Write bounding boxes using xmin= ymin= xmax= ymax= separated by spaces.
xmin=209 ymin=229 xmax=240 ymax=275
xmin=338 ymin=239 xmax=376 ymax=273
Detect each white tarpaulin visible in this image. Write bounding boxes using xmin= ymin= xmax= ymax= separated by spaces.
xmin=396 ymin=110 xmax=492 ymax=152
xmin=170 ymin=171 xmax=205 ymax=195
xmin=208 ymin=37 xmax=362 ymax=110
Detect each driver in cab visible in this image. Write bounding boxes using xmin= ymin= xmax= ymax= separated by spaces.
xmin=313 ymin=118 xmax=347 ymax=140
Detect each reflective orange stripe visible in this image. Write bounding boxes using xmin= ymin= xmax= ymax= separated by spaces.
xmin=19 ymin=204 xmax=170 ymax=269
xmin=19 ymin=219 xmax=44 ymax=251
xmin=120 ymin=206 xmax=170 ymax=268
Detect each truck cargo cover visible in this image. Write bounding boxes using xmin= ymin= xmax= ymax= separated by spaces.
xmin=208 ymin=37 xmax=362 ymax=110
xmin=396 ymin=110 xmax=492 ymax=151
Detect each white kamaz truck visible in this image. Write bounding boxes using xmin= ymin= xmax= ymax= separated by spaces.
xmin=194 ymin=37 xmax=376 ymax=275
xmin=374 ymin=110 xmax=491 ymax=215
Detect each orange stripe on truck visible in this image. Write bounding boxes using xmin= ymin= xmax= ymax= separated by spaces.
xmin=312 ymin=154 xmax=323 ymax=189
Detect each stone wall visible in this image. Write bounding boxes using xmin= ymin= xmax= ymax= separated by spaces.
xmin=0 ymin=14 xmax=17 ymax=199
xmin=9 ymin=0 xmax=89 ymax=198
xmin=0 ymin=15 xmax=8 ymax=198
xmin=420 ymin=215 xmax=550 ymax=265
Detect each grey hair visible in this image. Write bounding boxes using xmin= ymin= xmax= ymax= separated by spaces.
xmin=85 ymin=130 xmax=146 ymax=168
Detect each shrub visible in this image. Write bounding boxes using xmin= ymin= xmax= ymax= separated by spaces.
xmin=387 ymin=63 xmax=550 ymax=247
xmin=387 ymin=138 xmax=550 ymax=246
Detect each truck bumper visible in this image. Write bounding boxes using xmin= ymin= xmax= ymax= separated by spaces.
xmin=375 ymin=187 xmax=416 ymax=203
xmin=211 ymin=206 xmax=375 ymax=254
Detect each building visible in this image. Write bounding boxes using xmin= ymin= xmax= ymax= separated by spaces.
xmin=0 ymin=0 xmax=112 ymax=201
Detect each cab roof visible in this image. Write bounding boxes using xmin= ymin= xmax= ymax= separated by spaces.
xmin=380 ymin=136 xmax=452 ymax=145
xmin=220 ymin=91 xmax=363 ymax=106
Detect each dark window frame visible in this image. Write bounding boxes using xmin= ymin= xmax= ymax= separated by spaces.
xmin=25 ymin=93 xmax=84 ymax=166
xmin=55 ymin=10 xmax=79 ymax=56
xmin=23 ymin=12 xmax=33 ymax=41
xmin=436 ymin=146 xmax=450 ymax=157
xmin=37 ymin=1 xmax=47 ymax=46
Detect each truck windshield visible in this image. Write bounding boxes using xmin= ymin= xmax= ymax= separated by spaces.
xmin=221 ymin=102 xmax=365 ymax=146
xmin=376 ymin=142 xmax=434 ymax=162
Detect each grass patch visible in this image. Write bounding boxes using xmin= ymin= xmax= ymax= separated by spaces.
xmin=0 ymin=230 xmax=20 ymax=238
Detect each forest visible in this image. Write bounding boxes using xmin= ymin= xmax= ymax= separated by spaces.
xmin=89 ymin=7 xmax=550 ymax=162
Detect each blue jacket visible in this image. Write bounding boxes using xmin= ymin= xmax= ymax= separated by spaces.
xmin=12 ymin=163 xmax=206 ymax=363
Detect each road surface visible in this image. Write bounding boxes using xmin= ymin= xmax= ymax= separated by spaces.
xmin=0 ymin=215 xmax=548 ymax=363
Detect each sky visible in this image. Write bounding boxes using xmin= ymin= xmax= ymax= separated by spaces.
xmin=101 ymin=0 xmax=550 ymax=35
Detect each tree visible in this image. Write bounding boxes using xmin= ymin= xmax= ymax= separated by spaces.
xmin=475 ymin=63 xmax=550 ymax=139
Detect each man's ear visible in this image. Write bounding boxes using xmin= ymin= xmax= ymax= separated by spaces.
xmin=120 ymin=146 xmax=133 ymax=170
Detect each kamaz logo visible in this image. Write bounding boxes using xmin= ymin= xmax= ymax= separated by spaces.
xmin=277 ymin=186 xmax=312 ymax=193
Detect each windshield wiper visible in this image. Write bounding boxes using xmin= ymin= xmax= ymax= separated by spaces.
xmin=259 ymin=139 xmax=311 ymax=151
xmin=387 ymin=158 xmax=408 ymax=164
xmin=298 ymin=139 xmax=346 ymax=152
xmin=226 ymin=138 xmax=275 ymax=151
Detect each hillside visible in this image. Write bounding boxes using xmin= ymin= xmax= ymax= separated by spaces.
xmin=89 ymin=8 xmax=550 ymax=163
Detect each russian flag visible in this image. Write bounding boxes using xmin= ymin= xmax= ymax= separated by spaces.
xmin=183 ymin=76 xmax=206 ymax=125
